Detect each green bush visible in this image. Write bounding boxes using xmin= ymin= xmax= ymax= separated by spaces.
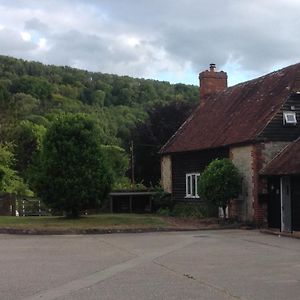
xmin=151 ymin=185 xmax=172 ymax=212
xmin=198 ymin=158 xmax=241 ymax=218
xmin=157 ymin=207 xmax=171 ymax=216
xmin=171 ymin=203 xmax=205 ymax=219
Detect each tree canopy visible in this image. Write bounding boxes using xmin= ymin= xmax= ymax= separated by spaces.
xmin=198 ymin=159 xmax=242 ymax=218
xmin=0 ymin=54 xmax=199 ymax=195
xmin=34 ymin=114 xmax=113 ymax=217
xmin=0 ymin=144 xmax=31 ymax=195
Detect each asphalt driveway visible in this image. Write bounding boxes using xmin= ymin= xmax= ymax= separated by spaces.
xmin=1 ymin=230 xmax=300 ymax=300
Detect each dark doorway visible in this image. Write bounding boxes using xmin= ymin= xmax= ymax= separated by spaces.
xmin=267 ymin=177 xmax=281 ymax=229
xmin=292 ymin=176 xmax=300 ymax=231
xmin=112 ymin=196 xmax=130 ymax=213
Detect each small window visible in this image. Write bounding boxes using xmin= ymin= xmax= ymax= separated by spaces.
xmin=185 ymin=173 xmax=200 ymax=198
xmin=283 ymin=111 xmax=297 ymax=125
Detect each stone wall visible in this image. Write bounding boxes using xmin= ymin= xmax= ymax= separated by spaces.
xmin=230 ymin=145 xmax=255 ymax=222
xmin=230 ymin=141 xmax=290 ymax=224
xmin=161 ymin=155 xmax=172 ymax=193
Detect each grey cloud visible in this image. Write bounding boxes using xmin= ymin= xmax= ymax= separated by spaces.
xmin=0 ymin=28 xmax=36 ymax=54
xmin=25 ymin=18 xmax=49 ymax=34
xmin=1 ymin=0 xmax=300 ymax=84
xmin=42 ymin=30 xmax=147 ymax=76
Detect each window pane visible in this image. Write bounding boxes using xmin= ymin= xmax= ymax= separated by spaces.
xmin=284 ymin=112 xmax=297 ymax=124
xmin=191 ymin=175 xmax=195 ymax=197
xmin=187 ymin=175 xmax=191 ymax=195
xmin=287 ymin=114 xmax=296 ymax=122
xmin=195 ymin=175 xmax=199 ymax=197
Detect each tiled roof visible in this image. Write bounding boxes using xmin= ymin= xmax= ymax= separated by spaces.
xmin=160 ymin=63 xmax=300 ymax=154
xmin=260 ymin=137 xmax=300 ymax=176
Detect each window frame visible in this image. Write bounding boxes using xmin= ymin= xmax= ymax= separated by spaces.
xmin=283 ymin=111 xmax=297 ymax=125
xmin=185 ymin=173 xmax=200 ymax=199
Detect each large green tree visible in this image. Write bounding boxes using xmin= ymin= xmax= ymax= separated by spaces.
xmin=198 ymin=159 xmax=241 ymax=218
xmin=35 ymin=113 xmax=112 ymax=217
xmin=0 ymin=144 xmax=30 ymax=195
xmin=132 ymin=101 xmax=195 ymax=186
xmin=14 ymin=120 xmax=46 ymax=179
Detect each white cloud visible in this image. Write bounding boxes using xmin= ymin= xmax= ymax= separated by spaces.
xmin=120 ymin=35 xmax=140 ymax=47
xmin=37 ymin=37 xmax=47 ymax=50
xmin=20 ymin=31 xmax=31 ymax=42
xmin=0 ymin=0 xmax=300 ymax=85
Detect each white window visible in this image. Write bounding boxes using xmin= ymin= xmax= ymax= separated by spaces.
xmin=283 ymin=111 xmax=297 ymax=125
xmin=185 ymin=173 xmax=200 ymax=198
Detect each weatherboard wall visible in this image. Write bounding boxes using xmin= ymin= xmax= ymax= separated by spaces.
xmin=170 ymin=148 xmax=229 ymax=202
xmin=258 ymin=93 xmax=300 ymax=141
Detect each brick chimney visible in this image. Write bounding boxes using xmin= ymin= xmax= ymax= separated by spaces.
xmin=199 ymin=64 xmax=227 ymax=99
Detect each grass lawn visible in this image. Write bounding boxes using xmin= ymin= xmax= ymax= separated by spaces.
xmin=0 ymin=214 xmax=172 ymax=231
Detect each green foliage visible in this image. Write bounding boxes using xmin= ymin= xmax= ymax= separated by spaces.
xmin=112 ymin=177 xmax=146 ymax=190
xmin=34 ymin=113 xmax=113 ymax=217
xmin=10 ymin=76 xmax=52 ymax=101
xmin=101 ymin=145 xmax=129 ymax=183
xmin=157 ymin=207 xmax=171 ymax=216
xmin=13 ymin=120 xmax=46 ymax=179
xmin=0 ymin=144 xmax=32 ymax=195
xmin=151 ymin=184 xmax=172 ymax=211
xmin=198 ymin=159 xmax=242 ymax=216
xmin=9 ymin=93 xmax=40 ymax=118
xmin=0 ymin=55 xmax=199 ymax=191
xmin=171 ymin=203 xmax=205 ymax=219
xmin=132 ymin=100 xmax=195 ymax=186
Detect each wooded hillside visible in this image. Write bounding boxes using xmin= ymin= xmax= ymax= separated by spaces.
xmin=0 ymin=55 xmax=198 ymax=189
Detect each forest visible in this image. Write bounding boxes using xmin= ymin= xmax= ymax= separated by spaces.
xmin=0 ymin=55 xmax=198 ymax=196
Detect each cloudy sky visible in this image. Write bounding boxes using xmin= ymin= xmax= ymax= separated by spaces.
xmin=0 ymin=0 xmax=300 ymax=86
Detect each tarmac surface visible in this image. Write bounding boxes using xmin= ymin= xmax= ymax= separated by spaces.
xmin=1 ymin=229 xmax=300 ymax=300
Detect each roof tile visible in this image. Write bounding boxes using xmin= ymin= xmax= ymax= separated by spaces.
xmin=160 ymin=63 xmax=300 ymax=154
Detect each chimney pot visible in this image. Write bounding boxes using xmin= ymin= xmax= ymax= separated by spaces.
xmin=210 ymin=63 xmax=216 ymax=71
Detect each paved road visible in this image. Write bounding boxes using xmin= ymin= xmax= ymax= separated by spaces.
xmin=1 ymin=230 xmax=300 ymax=300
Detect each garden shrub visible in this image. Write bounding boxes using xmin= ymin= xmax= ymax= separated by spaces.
xmin=157 ymin=207 xmax=171 ymax=216
xmin=151 ymin=184 xmax=172 ymax=212
xmin=171 ymin=202 xmax=205 ymax=219
xmin=198 ymin=158 xmax=241 ymax=218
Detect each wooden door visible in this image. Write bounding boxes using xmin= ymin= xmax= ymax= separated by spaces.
xmin=292 ymin=176 xmax=300 ymax=231
xmin=281 ymin=176 xmax=292 ymax=232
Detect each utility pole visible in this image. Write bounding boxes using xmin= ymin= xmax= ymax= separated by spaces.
xmin=130 ymin=140 xmax=135 ymax=189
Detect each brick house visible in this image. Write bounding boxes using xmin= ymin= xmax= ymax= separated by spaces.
xmin=160 ymin=63 xmax=300 ymax=228
xmin=260 ymin=137 xmax=300 ymax=231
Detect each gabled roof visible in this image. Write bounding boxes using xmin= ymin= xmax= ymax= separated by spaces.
xmin=160 ymin=63 xmax=300 ymax=154
xmin=260 ymin=137 xmax=300 ymax=176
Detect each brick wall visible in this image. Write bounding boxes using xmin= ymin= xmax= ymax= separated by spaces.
xmin=199 ymin=65 xmax=227 ymax=99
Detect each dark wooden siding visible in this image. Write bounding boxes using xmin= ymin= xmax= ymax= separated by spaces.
xmin=171 ymin=148 xmax=229 ymax=202
xmin=267 ymin=177 xmax=281 ymax=229
xmin=292 ymin=176 xmax=300 ymax=231
xmin=259 ymin=94 xmax=300 ymax=141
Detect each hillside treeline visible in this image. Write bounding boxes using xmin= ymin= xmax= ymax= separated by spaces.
xmin=0 ymin=55 xmax=198 ymax=191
